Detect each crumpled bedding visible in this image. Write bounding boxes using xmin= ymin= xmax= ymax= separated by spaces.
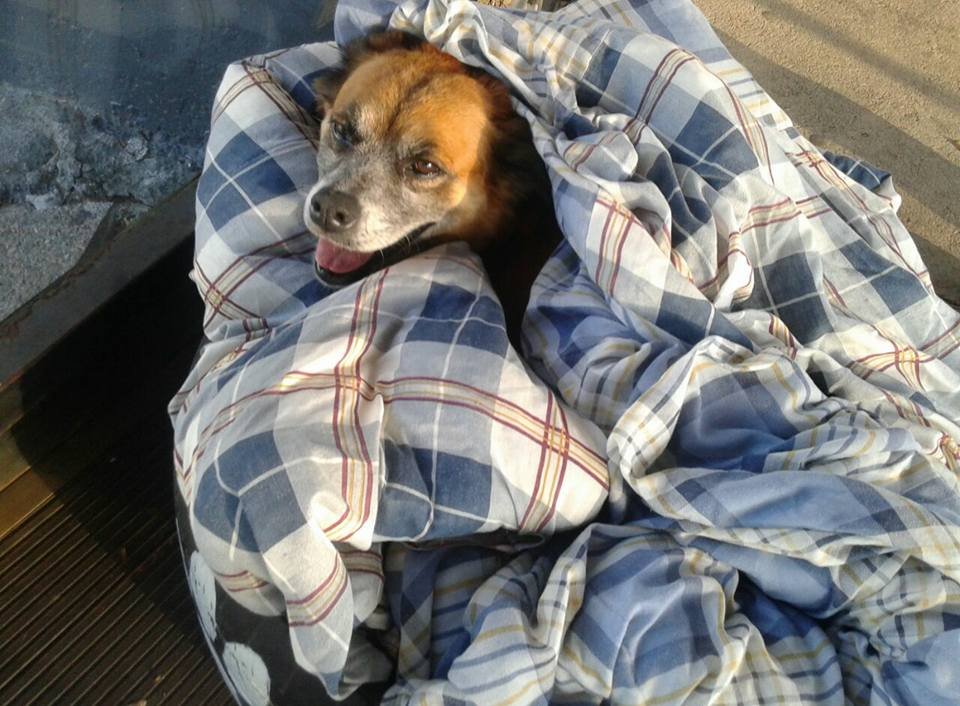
xmin=169 ymin=0 xmax=960 ymax=703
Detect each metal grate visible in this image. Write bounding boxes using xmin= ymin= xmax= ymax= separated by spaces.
xmin=0 ymin=420 xmax=231 ymax=705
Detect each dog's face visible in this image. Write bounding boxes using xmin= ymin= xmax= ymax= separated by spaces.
xmin=304 ymin=32 xmax=541 ymax=285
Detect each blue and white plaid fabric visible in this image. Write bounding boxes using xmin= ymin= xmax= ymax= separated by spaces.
xmin=170 ymin=0 xmax=960 ymax=703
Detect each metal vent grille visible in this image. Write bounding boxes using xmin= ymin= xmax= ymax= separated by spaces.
xmin=0 ymin=420 xmax=231 ymax=705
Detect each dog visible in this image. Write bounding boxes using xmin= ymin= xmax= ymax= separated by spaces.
xmin=303 ymin=31 xmax=561 ymax=342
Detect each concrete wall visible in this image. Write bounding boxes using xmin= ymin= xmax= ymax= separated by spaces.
xmin=0 ymin=1 xmax=337 ymax=321
xmin=1 ymin=0 xmax=337 ymax=147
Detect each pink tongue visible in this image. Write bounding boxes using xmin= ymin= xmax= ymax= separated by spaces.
xmin=315 ymin=237 xmax=374 ymax=274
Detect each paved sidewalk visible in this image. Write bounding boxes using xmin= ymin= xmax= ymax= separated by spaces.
xmin=695 ymin=0 xmax=960 ymax=307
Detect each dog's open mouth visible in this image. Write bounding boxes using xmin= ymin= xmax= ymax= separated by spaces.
xmin=315 ymin=238 xmax=374 ymax=276
xmin=313 ymin=223 xmax=436 ymax=287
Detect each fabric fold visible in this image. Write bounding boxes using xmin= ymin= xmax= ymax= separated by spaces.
xmin=171 ymin=0 xmax=960 ymax=703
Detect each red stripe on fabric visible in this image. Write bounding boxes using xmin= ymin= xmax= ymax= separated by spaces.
xmin=212 ymin=70 xmax=268 ymax=122
xmin=536 ymin=401 xmax=572 ymax=532
xmin=519 ymin=395 xmax=553 ymax=530
xmin=740 ymin=211 xmax=802 ymax=235
xmin=355 ymin=272 xmax=387 ymax=530
xmin=594 ymin=199 xmax=618 ymax=284
xmin=920 ymin=318 xmax=960 ymax=351
xmin=381 ymin=395 xmax=607 ymax=488
xmin=242 ymin=63 xmax=316 ymax=146
xmin=324 ymin=269 xmax=386 ymax=539
xmin=288 ymin=571 xmax=349 ymax=627
xmin=643 ymin=55 xmax=695 ymax=121
xmin=226 ymin=581 xmax=269 ymax=593
xmin=325 ymin=281 xmax=368 ymax=536
xmin=636 ymin=50 xmax=677 ymax=118
xmin=202 ymin=237 xmax=315 ymax=327
xmin=288 ymin=563 xmax=340 ymax=607
xmin=378 ymin=376 xmax=605 ymax=464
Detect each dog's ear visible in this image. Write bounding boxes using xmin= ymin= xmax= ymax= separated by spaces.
xmin=313 ymin=67 xmax=347 ymax=119
xmin=348 ymin=30 xmax=427 ymax=59
xmin=343 ymin=30 xmax=433 ymax=76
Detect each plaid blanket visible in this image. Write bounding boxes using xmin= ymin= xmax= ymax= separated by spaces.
xmin=169 ymin=0 xmax=960 ymax=704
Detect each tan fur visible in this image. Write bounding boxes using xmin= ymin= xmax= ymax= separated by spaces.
xmin=306 ymin=31 xmax=561 ymax=342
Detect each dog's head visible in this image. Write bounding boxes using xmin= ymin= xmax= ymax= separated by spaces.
xmin=304 ymin=31 xmax=545 ymax=286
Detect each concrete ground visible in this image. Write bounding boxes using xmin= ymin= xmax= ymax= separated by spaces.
xmin=694 ymin=0 xmax=960 ymax=307
xmin=0 ymin=83 xmax=199 ymax=321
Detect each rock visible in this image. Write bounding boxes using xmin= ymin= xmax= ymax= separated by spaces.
xmin=0 ymin=129 xmax=57 ymax=174
xmin=124 ymin=135 xmax=149 ymax=161
xmin=0 ymin=82 xmax=200 ymax=208
xmin=0 ymin=81 xmax=201 ymax=319
xmin=26 ymin=192 xmax=60 ymax=211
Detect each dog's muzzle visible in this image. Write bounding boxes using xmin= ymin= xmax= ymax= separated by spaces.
xmin=308 ymin=189 xmax=360 ymax=234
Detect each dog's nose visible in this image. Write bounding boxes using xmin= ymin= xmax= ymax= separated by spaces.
xmin=309 ymin=190 xmax=359 ymax=233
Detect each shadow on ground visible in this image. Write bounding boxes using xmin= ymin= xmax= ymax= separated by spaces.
xmin=718 ymin=31 xmax=960 ymax=307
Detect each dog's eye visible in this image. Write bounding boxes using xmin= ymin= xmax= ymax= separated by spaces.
xmin=330 ymin=120 xmax=353 ymax=147
xmin=410 ymin=159 xmax=442 ymax=178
